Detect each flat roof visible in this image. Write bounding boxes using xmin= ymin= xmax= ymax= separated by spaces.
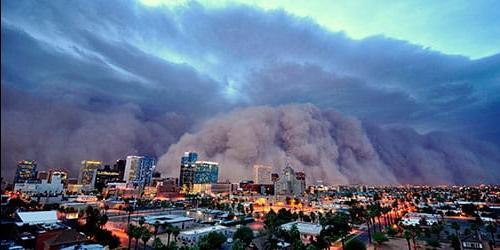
xmin=180 ymin=225 xmax=228 ymax=235
xmin=140 ymin=214 xmax=194 ymax=224
xmin=16 ymin=211 xmax=59 ymax=225
xmin=281 ymin=221 xmax=322 ymax=235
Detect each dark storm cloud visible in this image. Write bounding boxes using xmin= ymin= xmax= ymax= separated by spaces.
xmin=159 ymin=104 xmax=499 ymax=185
xmin=1 ymin=0 xmax=499 ymax=183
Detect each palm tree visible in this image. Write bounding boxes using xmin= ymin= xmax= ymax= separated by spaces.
xmin=141 ymin=227 xmax=152 ymax=250
xmin=130 ymin=225 xmax=142 ymax=250
xmin=410 ymin=226 xmax=420 ymax=250
xmin=310 ymin=211 xmax=316 ymax=223
xmin=403 ymin=230 xmax=412 ymax=250
xmin=127 ymin=224 xmax=135 ymax=249
xmin=126 ymin=205 xmax=134 ymax=227
xmin=165 ymin=224 xmax=174 ymax=246
xmin=153 ymin=221 xmax=160 ymax=241
xmin=139 ymin=216 xmax=146 ymax=227
xmin=486 ymin=223 xmax=497 ymax=248
xmin=431 ymin=222 xmax=443 ymax=240
xmin=486 ymin=223 xmax=497 ymax=240
xmin=451 ymin=221 xmax=460 ymax=236
xmin=172 ymin=226 xmax=180 ymax=244
xmin=363 ymin=208 xmax=372 ymax=244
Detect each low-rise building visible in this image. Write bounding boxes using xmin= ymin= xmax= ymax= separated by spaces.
xmin=178 ymin=225 xmax=232 ymax=246
xmin=280 ymin=221 xmax=321 ymax=243
xmin=137 ymin=214 xmax=195 ymax=231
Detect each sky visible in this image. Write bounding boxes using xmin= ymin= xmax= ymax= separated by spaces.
xmin=1 ymin=0 xmax=499 ymax=184
xmin=141 ymin=0 xmax=500 ymax=59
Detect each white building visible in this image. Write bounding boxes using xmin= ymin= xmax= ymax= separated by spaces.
xmin=15 ymin=210 xmax=60 ymax=226
xmin=138 ymin=214 xmax=195 ymax=232
xmin=253 ymin=165 xmax=272 ymax=184
xmin=275 ymin=165 xmax=306 ymax=196
xmin=124 ymin=156 xmax=155 ymax=187
xmin=280 ymin=221 xmax=321 ymax=243
xmin=178 ymin=225 xmax=232 ymax=246
xmin=14 ymin=176 xmax=64 ymax=203
xmin=400 ymin=212 xmax=439 ymax=226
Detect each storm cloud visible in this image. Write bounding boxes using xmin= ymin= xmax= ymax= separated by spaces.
xmin=1 ymin=0 xmax=499 ymax=183
xmin=159 ymin=104 xmax=499 ymax=185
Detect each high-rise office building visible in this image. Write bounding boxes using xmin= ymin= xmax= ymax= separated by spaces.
xmin=275 ymin=165 xmax=306 ymax=196
xmin=113 ymin=159 xmax=126 ymax=181
xmin=179 ymin=152 xmax=219 ymax=192
xmin=37 ymin=171 xmax=49 ymax=181
xmin=253 ymin=165 xmax=272 ymax=184
xmin=79 ymin=160 xmax=102 ymax=187
xmin=95 ymin=165 xmax=121 ymax=191
xmin=180 ymin=152 xmax=197 ymax=191
xmin=181 ymin=151 xmax=198 ymax=165
xmin=193 ymin=161 xmax=219 ymax=184
xmin=48 ymin=169 xmax=69 ymax=185
xmin=124 ymin=156 xmax=155 ymax=187
xmin=14 ymin=160 xmax=38 ymax=183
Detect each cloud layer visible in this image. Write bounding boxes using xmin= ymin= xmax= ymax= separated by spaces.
xmin=1 ymin=0 xmax=499 ymax=183
xmin=159 ymin=104 xmax=499 ymax=185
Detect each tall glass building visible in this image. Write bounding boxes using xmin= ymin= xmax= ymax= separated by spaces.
xmin=193 ymin=161 xmax=219 ymax=184
xmin=14 ymin=160 xmax=38 ymax=183
xmin=179 ymin=152 xmax=219 ymax=192
xmin=124 ymin=156 xmax=155 ymax=187
xmin=79 ymin=160 xmax=102 ymax=187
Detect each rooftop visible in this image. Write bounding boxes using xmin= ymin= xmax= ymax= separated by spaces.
xmin=16 ymin=210 xmax=59 ymax=226
xmin=180 ymin=225 xmax=228 ymax=235
xmin=280 ymin=221 xmax=322 ymax=235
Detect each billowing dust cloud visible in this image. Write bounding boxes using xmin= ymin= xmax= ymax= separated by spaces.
xmin=158 ymin=104 xmax=500 ymax=185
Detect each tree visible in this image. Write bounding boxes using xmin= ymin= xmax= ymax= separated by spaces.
xmin=153 ymin=238 xmax=164 ymax=250
xmin=310 ymin=212 xmax=316 ymax=223
xmin=305 ymin=244 xmax=319 ymax=250
xmin=153 ymin=221 xmax=160 ymax=241
xmin=233 ymin=226 xmax=254 ymax=247
xmin=198 ymin=231 xmax=227 ymax=250
xmin=129 ymin=224 xmax=143 ymax=250
xmin=94 ymin=228 xmax=120 ymax=249
xmin=403 ymin=230 xmax=412 ymax=250
xmin=172 ymin=226 xmax=181 ymax=244
xmin=450 ymin=235 xmax=460 ymax=250
xmin=344 ymin=239 xmax=366 ymax=250
xmin=320 ymin=213 xmax=352 ymax=249
xmin=372 ymin=232 xmax=388 ymax=250
xmin=232 ymin=239 xmax=246 ymax=250
xmin=451 ymin=221 xmax=460 ymax=236
xmin=98 ymin=214 xmax=108 ymax=229
xmin=127 ymin=224 xmax=135 ymax=249
xmin=164 ymin=224 xmax=174 ymax=246
xmin=486 ymin=223 xmax=497 ymax=244
xmin=461 ymin=204 xmax=477 ymax=217
xmin=141 ymin=228 xmax=152 ymax=250
xmin=430 ymin=222 xmax=443 ymax=240
xmin=139 ymin=216 xmax=146 ymax=227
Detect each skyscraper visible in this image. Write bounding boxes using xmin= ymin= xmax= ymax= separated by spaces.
xmin=181 ymin=151 xmax=198 ymax=165
xmin=95 ymin=165 xmax=121 ymax=191
xmin=180 ymin=152 xmax=198 ymax=191
xmin=48 ymin=169 xmax=69 ymax=185
xmin=14 ymin=160 xmax=38 ymax=183
xmin=193 ymin=161 xmax=219 ymax=184
xmin=253 ymin=165 xmax=272 ymax=184
xmin=275 ymin=164 xmax=306 ymax=196
xmin=79 ymin=160 xmax=102 ymax=187
xmin=113 ymin=159 xmax=126 ymax=181
xmin=124 ymin=156 xmax=155 ymax=187
xmin=179 ymin=152 xmax=219 ymax=193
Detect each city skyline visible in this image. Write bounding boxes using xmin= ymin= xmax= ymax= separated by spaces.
xmin=1 ymin=0 xmax=500 ymax=185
